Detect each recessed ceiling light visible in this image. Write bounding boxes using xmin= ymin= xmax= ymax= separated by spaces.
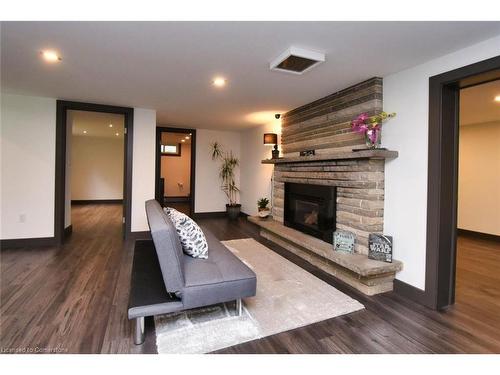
xmin=115 ymin=133 xmax=119 ymax=136
xmin=181 ymin=139 xmax=186 ymax=142
xmin=185 ymin=136 xmax=190 ymax=139
xmin=109 ymin=124 xmax=113 ymax=128
xmin=212 ymin=77 xmax=226 ymax=87
xmin=40 ymin=50 xmax=61 ymax=63
xmin=494 ymin=95 xmax=500 ymax=102
xmin=83 ymin=130 xmax=87 ymax=134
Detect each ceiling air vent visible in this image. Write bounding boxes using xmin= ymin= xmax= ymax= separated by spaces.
xmin=270 ymin=46 xmax=325 ymax=75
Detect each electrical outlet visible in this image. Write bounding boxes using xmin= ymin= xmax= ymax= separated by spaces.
xmin=19 ymin=214 xmax=26 ymax=223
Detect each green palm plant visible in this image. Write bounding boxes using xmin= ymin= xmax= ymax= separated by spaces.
xmin=211 ymin=142 xmax=240 ymax=206
xmin=257 ymin=198 xmax=269 ymax=210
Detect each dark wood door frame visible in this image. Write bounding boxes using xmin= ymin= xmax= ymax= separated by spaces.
xmin=55 ymin=100 xmax=134 ymax=245
xmin=425 ymin=56 xmax=500 ymax=310
xmin=155 ymin=127 xmax=196 ymax=217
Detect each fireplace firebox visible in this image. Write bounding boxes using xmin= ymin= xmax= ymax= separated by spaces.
xmin=284 ymin=183 xmax=336 ymax=243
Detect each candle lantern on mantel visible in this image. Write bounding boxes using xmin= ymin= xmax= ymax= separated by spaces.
xmin=264 ymin=133 xmax=279 ymax=159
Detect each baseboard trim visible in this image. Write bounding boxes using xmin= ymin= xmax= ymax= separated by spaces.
xmin=0 ymin=237 xmax=57 ymax=249
xmin=393 ymin=279 xmax=431 ymax=307
xmin=192 ymin=211 xmax=248 ymax=219
xmin=192 ymin=211 xmax=227 ymax=219
xmin=64 ymin=225 xmax=73 ymax=239
xmin=129 ymin=231 xmax=152 ymax=240
xmin=164 ymin=196 xmax=190 ymax=203
xmin=457 ymin=228 xmax=500 ymax=242
xmin=71 ymin=199 xmax=123 ymax=205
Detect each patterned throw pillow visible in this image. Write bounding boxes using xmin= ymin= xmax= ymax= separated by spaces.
xmin=164 ymin=207 xmax=208 ymax=259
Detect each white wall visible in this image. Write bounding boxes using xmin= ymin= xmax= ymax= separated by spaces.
xmin=458 ymin=122 xmax=500 ymax=236
xmin=195 ymin=129 xmax=241 ymax=213
xmin=131 ymin=108 xmax=156 ymax=232
xmin=1 ymin=94 xmax=56 ymax=239
xmin=71 ymin=135 xmax=124 ymax=200
xmin=383 ymin=34 xmax=500 ymax=290
xmin=240 ymin=123 xmax=279 ymax=216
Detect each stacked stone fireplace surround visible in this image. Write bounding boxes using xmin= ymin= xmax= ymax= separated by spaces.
xmin=252 ymin=77 xmax=403 ymax=295
xmin=274 ymin=77 xmax=385 ymax=256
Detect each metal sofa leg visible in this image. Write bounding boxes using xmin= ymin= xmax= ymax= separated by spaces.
xmin=235 ymin=299 xmax=242 ymax=316
xmin=133 ymin=317 xmax=145 ymax=345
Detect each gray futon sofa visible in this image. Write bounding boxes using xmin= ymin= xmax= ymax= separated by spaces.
xmin=128 ymin=199 xmax=257 ymax=344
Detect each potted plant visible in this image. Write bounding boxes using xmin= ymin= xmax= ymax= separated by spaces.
xmin=257 ymin=197 xmax=270 ymax=218
xmin=211 ymin=142 xmax=241 ymax=219
xmin=351 ymin=111 xmax=396 ymax=149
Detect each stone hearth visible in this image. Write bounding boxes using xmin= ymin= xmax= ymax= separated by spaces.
xmin=248 ymin=216 xmax=403 ymax=295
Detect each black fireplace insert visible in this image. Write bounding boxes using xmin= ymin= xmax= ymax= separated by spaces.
xmin=284 ymin=182 xmax=336 ymax=243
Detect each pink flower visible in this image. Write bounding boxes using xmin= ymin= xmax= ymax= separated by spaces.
xmin=351 ymin=119 xmax=367 ymax=133
xmin=350 ymin=111 xmax=396 ymax=138
xmin=357 ymin=113 xmax=369 ymax=122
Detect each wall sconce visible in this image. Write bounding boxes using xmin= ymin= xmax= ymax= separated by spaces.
xmin=264 ymin=133 xmax=279 ymax=159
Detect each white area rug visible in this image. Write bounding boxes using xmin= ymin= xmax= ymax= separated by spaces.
xmin=155 ymin=238 xmax=364 ymax=354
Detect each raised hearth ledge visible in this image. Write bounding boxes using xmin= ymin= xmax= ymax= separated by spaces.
xmin=262 ymin=149 xmax=398 ymax=164
xmin=248 ymin=216 xmax=403 ymax=295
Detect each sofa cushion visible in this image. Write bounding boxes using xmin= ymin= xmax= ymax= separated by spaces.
xmin=164 ymin=207 xmax=208 ymax=259
xmin=145 ymin=200 xmax=185 ymax=294
xmin=180 ymin=225 xmax=257 ymax=309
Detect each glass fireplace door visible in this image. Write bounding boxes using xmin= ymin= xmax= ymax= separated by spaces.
xmin=294 ymin=199 xmax=320 ymax=230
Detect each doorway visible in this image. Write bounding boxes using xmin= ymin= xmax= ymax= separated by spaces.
xmin=55 ymin=101 xmax=134 ymax=245
xmin=66 ymin=110 xmax=125 ymax=237
xmin=425 ymin=56 xmax=500 ymax=310
xmin=454 ymin=79 xmax=500 ymax=322
xmin=155 ymin=127 xmax=196 ymax=217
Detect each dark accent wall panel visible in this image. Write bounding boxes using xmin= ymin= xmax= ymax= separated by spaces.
xmin=281 ymin=78 xmax=383 ymax=155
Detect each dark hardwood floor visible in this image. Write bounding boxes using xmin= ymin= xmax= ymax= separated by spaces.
xmin=1 ymin=204 xmax=499 ymax=353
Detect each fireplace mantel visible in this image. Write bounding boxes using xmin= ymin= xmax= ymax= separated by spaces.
xmin=262 ymin=149 xmax=398 ymax=164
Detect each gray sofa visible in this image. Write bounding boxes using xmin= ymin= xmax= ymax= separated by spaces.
xmin=128 ymin=199 xmax=257 ymax=345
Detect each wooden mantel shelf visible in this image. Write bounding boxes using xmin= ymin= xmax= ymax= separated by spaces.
xmin=261 ymin=149 xmax=398 ymax=164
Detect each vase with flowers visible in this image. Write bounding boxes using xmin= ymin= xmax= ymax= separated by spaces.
xmin=351 ymin=112 xmax=396 ymax=149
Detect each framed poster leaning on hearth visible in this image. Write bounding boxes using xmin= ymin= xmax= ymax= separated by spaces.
xmin=333 ymin=230 xmax=355 ymax=253
xmin=368 ymin=234 xmax=393 ymax=263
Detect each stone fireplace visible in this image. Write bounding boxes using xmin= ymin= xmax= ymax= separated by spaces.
xmin=273 ymin=77 xmax=387 ymax=256
xmin=284 ymin=182 xmax=336 ymax=243
xmin=248 ymin=77 xmax=403 ymax=295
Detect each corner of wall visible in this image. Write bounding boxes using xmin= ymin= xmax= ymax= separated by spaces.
xmin=239 ymin=123 xmax=276 ymax=216
xmin=131 ymin=108 xmax=156 ymax=232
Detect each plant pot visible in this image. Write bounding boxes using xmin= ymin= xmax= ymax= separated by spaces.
xmin=258 ymin=207 xmax=270 ymax=218
xmin=226 ymin=204 xmax=241 ymax=220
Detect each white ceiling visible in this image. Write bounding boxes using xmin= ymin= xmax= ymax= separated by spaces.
xmin=460 ymin=80 xmax=500 ymax=126
xmin=2 ymin=22 xmax=500 ymax=130
xmin=69 ymin=110 xmax=124 ymax=138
